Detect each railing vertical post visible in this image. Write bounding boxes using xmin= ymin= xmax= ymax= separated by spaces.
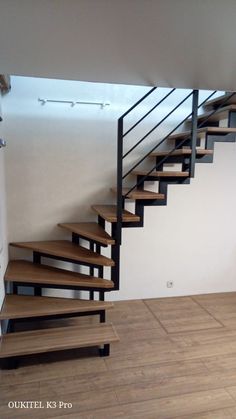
xmin=117 ymin=117 xmax=123 ymax=245
xmin=189 ymin=90 xmax=199 ymax=178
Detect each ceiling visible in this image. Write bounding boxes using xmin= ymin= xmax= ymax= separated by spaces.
xmin=0 ymin=0 xmax=236 ymax=91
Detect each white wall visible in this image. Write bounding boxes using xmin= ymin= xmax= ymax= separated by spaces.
xmin=0 ymin=93 xmax=8 ymax=318
xmin=120 ymin=142 xmax=236 ymax=299
xmin=2 ymin=76 xmax=236 ymax=301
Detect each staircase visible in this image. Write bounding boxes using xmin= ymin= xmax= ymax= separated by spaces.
xmin=1 ymin=89 xmax=236 ymax=368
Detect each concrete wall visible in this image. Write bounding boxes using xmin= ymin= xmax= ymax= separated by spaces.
xmin=2 ymin=76 xmax=236 ymax=301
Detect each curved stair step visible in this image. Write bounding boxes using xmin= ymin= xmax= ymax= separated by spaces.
xmin=150 ymin=148 xmax=213 ymax=157
xmin=132 ymin=170 xmax=189 ymax=178
xmin=58 ymin=222 xmax=115 ymax=246
xmin=111 ymin=188 xmax=165 ymax=200
xmin=92 ymin=205 xmax=140 ymax=223
xmin=188 ymin=105 xmax=236 ymax=124
xmin=204 ymin=93 xmax=236 ymax=109
xmin=167 ymin=127 xmax=236 ymax=141
xmin=0 ymin=294 xmax=114 ymax=320
xmin=0 ymin=323 xmax=119 ymax=359
xmin=10 ymin=240 xmax=114 ymax=267
xmin=5 ymin=260 xmax=114 ymax=290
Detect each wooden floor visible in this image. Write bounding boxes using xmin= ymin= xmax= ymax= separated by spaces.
xmin=3 ymin=293 xmax=236 ymax=418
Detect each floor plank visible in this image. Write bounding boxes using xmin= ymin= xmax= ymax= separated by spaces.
xmin=105 ymin=338 xmax=236 ymax=371
xmin=107 ymin=299 xmax=163 ymax=329
xmin=2 ymin=293 xmax=236 ymax=418
xmin=194 ymin=293 xmax=236 ymax=328
xmin=175 ymin=408 xmax=234 ymax=419
xmin=0 ymin=354 xmax=107 ymax=386
xmin=203 ymin=353 xmax=236 ymax=374
xmin=54 ymin=389 xmax=235 ymax=419
xmin=144 ymin=296 xmax=223 ymax=333
xmin=0 ymin=359 xmax=207 ymax=403
xmin=115 ymin=370 xmax=236 ymax=405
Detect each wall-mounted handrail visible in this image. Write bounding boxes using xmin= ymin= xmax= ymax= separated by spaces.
xmin=38 ymin=98 xmax=110 ymax=109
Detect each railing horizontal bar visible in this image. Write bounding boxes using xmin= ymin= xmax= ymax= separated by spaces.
xmin=122 ymin=109 xmax=195 ymax=179
xmin=119 ymin=87 xmax=157 ymax=120
xmin=123 ymin=88 xmax=176 ymax=138
xmin=198 ymin=91 xmax=217 ymax=108
xmin=122 ymin=91 xmax=218 ymax=179
xmin=124 ymin=137 xmax=189 ymax=197
xmin=123 ymin=90 xmax=223 ymax=196
xmin=123 ymin=91 xmax=193 ymax=159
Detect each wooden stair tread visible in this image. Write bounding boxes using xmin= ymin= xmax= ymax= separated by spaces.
xmin=0 ymin=294 xmax=113 ymax=320
xmin=58 ymin=222 xmax=115 ymax=246
xmin=91 ymin=205 xmax=140 ymax=223
xmin=5 ymin=260 xmax=114 ymax=289
xmin=188 ymin=105 xmax=236 ymax=124
xmin=204 ymin=93 xmax=236 ymax=109
xmin=132 ymin=170 xmax=189 ymax=178
xmin=111 ymin=188 xmax=165 ymax=200
xmin=10 ymin=240 xmax=114 ymax=267
xmin=150 ymin=148 xmax=213 ymax=157
xmin=0 ymin=323 xmax=119 ymax=358
xmin=167 ymin=127 xmax=236 ymax=141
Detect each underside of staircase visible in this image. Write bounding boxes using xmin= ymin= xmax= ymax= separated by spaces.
xmin=1 ymin=89 xmax=236 ymax=368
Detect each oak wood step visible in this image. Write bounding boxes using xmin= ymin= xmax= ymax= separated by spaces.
xmin=188 ymin=105 xmax=236 ymax=125
xmin=150 ymin=148 xmax=213 ymax=157
xmin=91 ymin=205 xmax=140 ymax=223
xmin=132 ymin=170 xmax=189 ymax=178
xmin=0 ymin=294 xmax=113 ymax=320
xmin=204 ymin=93 xmax=236 ymax=109
xmin=167 ymin=127 xmax=236 ymax=141
xmin=0 ymin=323 xmax=119 ymax=358
xmin=10 ymin=240 xmax=114 ymax=267
xmin=5 ymin=260 xmax=114 ymax=289
xmin=58 ymin=222 xmax=115 ymax=246
xmin=111 ymin=188 xmax=165 ymax=200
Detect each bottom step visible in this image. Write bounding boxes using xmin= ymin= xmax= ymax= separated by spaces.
xmin=0 ymin=294 xmax=113 ymax=320
xmin=0 ymin=323 xmax=119 ymax=359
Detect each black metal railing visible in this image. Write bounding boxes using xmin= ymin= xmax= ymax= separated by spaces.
xmin=116 ymin=89 xmax=236 ymax=247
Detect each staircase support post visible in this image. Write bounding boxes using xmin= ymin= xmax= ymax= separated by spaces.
xmin=33 ymin=252 xmax=42 ymax=296
xmin=117 ymin=117 xmax=124 ymax=246
xmin=111 ymin=223 xmax=120 ymax=290
xmin=189 ymin=90 xmax=199 ymax=177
